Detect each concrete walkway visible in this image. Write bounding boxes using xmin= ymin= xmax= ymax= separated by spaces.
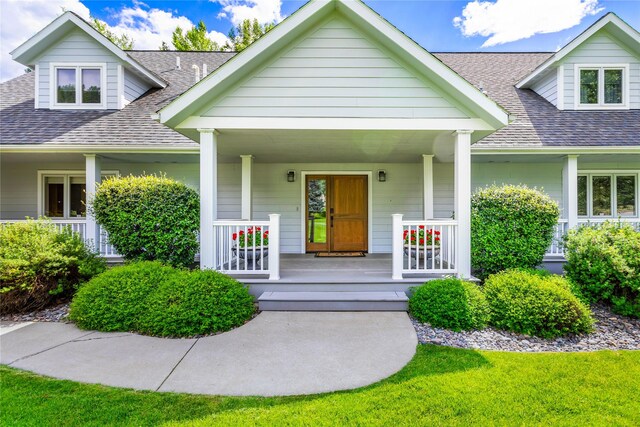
xmin=0 ymin=312 xmax=417 ymax=396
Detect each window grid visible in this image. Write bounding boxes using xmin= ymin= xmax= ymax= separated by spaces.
xmin=578 ymin=172 xmax=639 ymax=218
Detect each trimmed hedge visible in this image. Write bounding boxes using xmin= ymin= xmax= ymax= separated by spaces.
xmin=69 ymin=262 xmax=255 ymax=337
xmin=91 ymin=175 xmax=199 ymax=267
xmin=409 ymin=278 xmax=489 ymax=331
xmin=484 ymin=269 xmax=593 ymax=338
xmin=471 ymin=185 xmax=559 ymax=280
xmin=564 ymin=222 xmax=640 ymax=318
xmin=0 ymin=220 xmax=105 ymax=314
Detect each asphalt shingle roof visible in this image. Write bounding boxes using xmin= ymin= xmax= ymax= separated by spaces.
xmin=1 ymin=50 xmax=638 ymax=147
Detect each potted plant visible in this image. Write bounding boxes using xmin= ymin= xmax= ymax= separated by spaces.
xmin=403 ymin=226 xmax=441 ymax=260
xmin=232 ymin=227 xmax=269 ymax=264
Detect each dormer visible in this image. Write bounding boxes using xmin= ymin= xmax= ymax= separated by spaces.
xmin=10 ymin=12 xmax=165 ymax=110
xmin=518 ymin=13 xmax=640 ymax=111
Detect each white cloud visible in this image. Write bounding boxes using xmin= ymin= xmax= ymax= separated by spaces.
xmin=213 ymin=0 xmax=283 ymax=26
xmin=99 ymin=2 xmax=229 ymax=50
xmin=454 ymin=0 xmax=603 ymax=47
xmin=1 ymin=0 xmax=91 ymax=81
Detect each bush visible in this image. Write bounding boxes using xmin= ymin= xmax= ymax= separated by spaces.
xmin=409 ymin=278 xmax=489 ymax=331
xmin=91 ymin=175 xmax=199 ymax=267
xmin=564 ymin=222 xmax=640 ymax=318
xmin=471 ymin=185 xmax=559 ymax=280
xmin=0 ymin=220 xmax=105 ymax=314
xmin=69 ymin=261 xmax=255 ymax=337
xmin=484 ymin=269 xmax=593 ymax=338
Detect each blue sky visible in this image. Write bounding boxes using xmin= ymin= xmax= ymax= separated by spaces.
xmin=85 ymin=0 xmax=640 ymax=52
xmin=1 ymin=0 xmax=639 ymax=81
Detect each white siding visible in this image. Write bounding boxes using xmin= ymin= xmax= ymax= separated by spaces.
xmin=531 ymin=70 xmax=557 ymax=106
xmin=561 ymin=30 xmax=640 ymax=109
xmin=124 ymin=69 xmax=150 ymax=104
xmin=35 ymin=29 xmax=121 ymax=109
xmin=205 ymin=17 xmax=469 ymax=119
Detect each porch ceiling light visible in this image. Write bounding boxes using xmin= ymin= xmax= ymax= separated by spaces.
xmin=287 ymin=170 xmax=296 ymax=183
xmin=378 ymin=170 xmax=387 ymax=182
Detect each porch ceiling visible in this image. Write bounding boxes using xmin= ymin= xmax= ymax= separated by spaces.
xmin=215 ymin=129 xmax=458 ymax=163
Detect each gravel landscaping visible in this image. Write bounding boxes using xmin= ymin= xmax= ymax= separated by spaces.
xmin=0 ymin=302 xmax=70 ymax=323
xmin=413 ymin=305 xmax=640 ymax=352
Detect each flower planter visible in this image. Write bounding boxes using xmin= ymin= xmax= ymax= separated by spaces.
xmin=232 ymin=246 xmax=269 ymax=264
xmin=404 ymin=244 xmax=440 ymax=259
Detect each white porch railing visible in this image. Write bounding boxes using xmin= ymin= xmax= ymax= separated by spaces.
xmin=545 ymin=218 xmax=640 ymax=257
xmin=0 ymin=219 xmax=119 ymax=258
xmin=392 ymin=214 xmax=457 ymax=279
xmin=211 ymin=214 xmax=280 ymax=280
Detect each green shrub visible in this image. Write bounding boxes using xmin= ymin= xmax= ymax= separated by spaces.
xmin=91 ymin=175 xmax=199 ymax=267
xmin=69 ymin=262 xmax=255 ymax=337
xmin=0 ymin=219 xmax=105 ymax=314
xmin=471 ymin=185 xmax=559 ymax=280
xmin=564 ymin=222 xmax=640 ymax=318
xmin=409 ymin=278 xmax=489 ymax=331
xmin=484 ymin=269 xmax=593 ymax=338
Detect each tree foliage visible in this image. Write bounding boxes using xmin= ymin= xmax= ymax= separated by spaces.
xmin=172 ymin=21 xmax=221 ymax=51
xmin=168 ymin=18 xmax=274 ymax=52
xmin=227 ymin=19 xmax=275 ymax=52
xmin=91 ymin=18 xmax=134 ymax=50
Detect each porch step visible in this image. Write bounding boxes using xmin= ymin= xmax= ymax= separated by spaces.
xmin=258 ymin=291 xmax=408 ymax=312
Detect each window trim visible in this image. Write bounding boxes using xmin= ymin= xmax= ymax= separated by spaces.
xmin=37 ymin=170 xmax=119 ymax=219
xmin=574 ymin=64 xmax=629 ymax=110
xmin=578 ymin=170 xmax=639 ymax=218
xmin=50 ymin=63 xmax=107 ymax=110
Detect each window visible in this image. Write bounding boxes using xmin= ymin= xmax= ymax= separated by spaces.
xmin=578 ymin=172 xmax=638 ymax=218
xmin=40 ymin=171 xmax=117 ymax=218
xmin=52 ymin=64 xmax=105 ymax=108
xmin=577 ymin=65 xmax=627 ymax=108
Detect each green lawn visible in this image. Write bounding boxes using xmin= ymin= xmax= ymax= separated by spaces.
xmin=2 ymin=345 xmax=639 ymax=426
xmin=308 ymin=217 xmax=327 ymax=243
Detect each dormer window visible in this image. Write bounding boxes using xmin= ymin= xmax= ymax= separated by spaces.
xmin=51 ymin=63 xmax=106 ymax=109
xmin=576 ymin=65 xmax=628 ymax=109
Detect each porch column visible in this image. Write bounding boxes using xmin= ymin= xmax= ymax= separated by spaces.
xmin=84 ymin=154 xmax=101 ymax=250
xmin=454 ymin=130 xmax=472 ymax=279
xmin=423 ymin=154 xmax=434 ymax=219
xmin=562 ymin=155 xmax=579 ymax=229
xmin=240 ymin=155 xmax=253 ymax=220
xmin=199 ymin=129 xmax=218 ymax=269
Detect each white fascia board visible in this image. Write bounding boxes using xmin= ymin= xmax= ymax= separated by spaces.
xmin=517 ymin=13 xmax=640 ymax=88
xmin=158 ymin=0 xmax=334 ymax=126
xmin=338 ymin=0 xmax=509 ymax=129
xmin=0 ymin=144 xmax=199 ymax=154
xmin=11 ymin=12 xmax=165 ymax=88
xmin=471 ymin=146 xmax=640 ymax=155
xmin=177 ymin=116 xmax=496 ymax=131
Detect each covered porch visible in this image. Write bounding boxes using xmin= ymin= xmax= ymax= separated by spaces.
xmin=196 ymin=127 xmax=477 ymax=282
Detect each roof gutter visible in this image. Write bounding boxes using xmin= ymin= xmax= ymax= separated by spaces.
xmin=0 ymin=144 xmax=199 ymax=154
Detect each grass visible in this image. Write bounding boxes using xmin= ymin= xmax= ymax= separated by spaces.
xmin=2 ymin=345 xmax=639 ymax=426
xmin=308 ymin=217 xmax=327 ymax=243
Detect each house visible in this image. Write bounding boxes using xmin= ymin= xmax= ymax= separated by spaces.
xmin=1 ymin=0 xmax=639 ymax=304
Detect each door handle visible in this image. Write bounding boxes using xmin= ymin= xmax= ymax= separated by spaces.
xmin=331 ymin=216 xmax=334 ymax=227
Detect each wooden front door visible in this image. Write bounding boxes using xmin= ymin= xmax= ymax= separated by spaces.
xmin=305 ymin=175 xmax=368 ymax=252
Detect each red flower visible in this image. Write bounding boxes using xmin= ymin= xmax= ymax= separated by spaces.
xmin=232 ymin=233 xmax=238 ymax=240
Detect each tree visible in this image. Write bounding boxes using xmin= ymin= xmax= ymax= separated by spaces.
xmin=159 ymin=41 xmax=170 ymax=51
xmin=167 ymin=18 xmax=275 ymax=52
xmin=226 ymin=18 xmax=274 ymax=52
xmin=91 ymin=18 xmax=134 ymax=50
xmin=172 ymin=21 xmax=221 ymax=51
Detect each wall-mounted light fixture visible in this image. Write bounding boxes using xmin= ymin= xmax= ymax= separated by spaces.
xmin=377 ymin=170 xmax=387 ymax=182
xmin=287 ymin=170 xmax=296 ymax=183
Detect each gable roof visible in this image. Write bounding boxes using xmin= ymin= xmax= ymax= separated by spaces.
xmin=1 ymin=52 xmax=233 ymax=150
xmin=517 ymin=12 xmax=640 ymax=88
xmin=10 ymin=11 xmax=166 ymax=88
xmin=158 ymin=0 xmax=509 ymax=130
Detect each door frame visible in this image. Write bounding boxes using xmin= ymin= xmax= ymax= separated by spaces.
xmin=300 ymin=171 xmax=373 ymax=254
